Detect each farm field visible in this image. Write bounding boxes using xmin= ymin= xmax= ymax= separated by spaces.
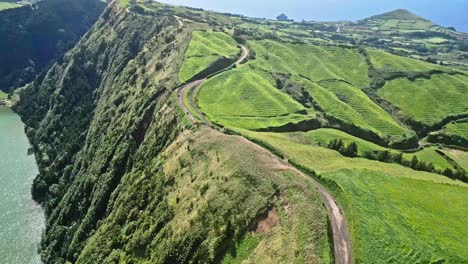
xmin=197 ymin=66 xmax=307 ymax=129
xmin=179 ymin=31 xmax=239 ymax=83
xmin=299 ymin=79 xmax=412 ymax=141
xmin=367 ymin=49 xmax=447 ymax=72
xmin=249 ymin=40 xmax=370 ymax=88
xmin=433 ymin=121 xmax=468 ymax=140
xmin=378 ymin=74 xmax=468 ymax=125
xmin=238 ymin=130 xmax=468 ymax=263
xmin=442 ymin=149 xmax=468 ymax=171
xmin=304 ymin=128 xmax=454 ymax=171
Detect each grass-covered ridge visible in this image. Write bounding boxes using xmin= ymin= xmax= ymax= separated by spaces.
xmin=179 ymin=31 xmax=240 ymax=83
xmin=78 ymin=128 xmax=330 ymax=263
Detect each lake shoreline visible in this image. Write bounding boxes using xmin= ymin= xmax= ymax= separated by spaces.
xmin=0 ymin=106 xmax=45 ymax=263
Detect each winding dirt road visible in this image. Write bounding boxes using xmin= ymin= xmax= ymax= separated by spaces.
xmin=176 ymin=44 xmax=352 ymax=264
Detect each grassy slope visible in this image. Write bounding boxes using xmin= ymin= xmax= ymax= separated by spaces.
xmin=432 ymin=121 xmax=468 ymax=141
xmin=304 ymin=128 xmax=453 ymax=171
xmin=0 ymin=2 xmax=20 ymax=11
xmin=199 ymin=39 xmax=411 ymax=139
xmin=379 ymin=74 xmax=468 ymax=125
xmin=78 ymin=128 xmax=330 ymax=263
xmin=442 ymin=149 xmax=468 ymax=171
xmin=250 ymin=40 xmax=369 ymax=88
xmin=179 ymin=31 xmax=239 ymax=83
xmin=299 ymin=79 xmax=411 ymax=139
xmin=368 ymin=49 xmax=446 ymax=72
xmin=240 ymin=130 xmax=467 ymax=263
xmin=197 ymin=66 xmax=308 ymax=129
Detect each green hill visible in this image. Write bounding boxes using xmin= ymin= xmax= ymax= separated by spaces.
xmin=369 ymin=9 xmax=427 ymax=21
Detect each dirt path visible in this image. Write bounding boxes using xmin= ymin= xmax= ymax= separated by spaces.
xmin=176 ymin=43 xmax=352 ymax=263
xmin=174 ymin=15 xmax=184 ymax=28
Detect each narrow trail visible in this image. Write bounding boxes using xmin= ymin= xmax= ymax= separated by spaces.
xmin=176 ymin=44 xmax=352 ymax=264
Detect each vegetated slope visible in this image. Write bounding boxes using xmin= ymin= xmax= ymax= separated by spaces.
xmin=378 ymin=74 xmax=468 ymax=126
xmin=198 ymin=66 xmax=307 ymax=120
xmin=241 ymin=130 xmax=468 ymax=263
xmin=179 ymin=31 xmax=239 ymax=83
xmin=250 ymin=40 xmax=369 ymax=88
xmin=0 ymin=0 xmax=106 ymax=92
xmin=428 ymin=120 xmax=468 ymax=147
xmin=199 ymin=39 xmax=415 ymax=146
xmin=15 ymin=2 xmax=330 ymax=263
xmin=15 ymin=3 xmax=191 ymax=262
xmin=78 ymin=127 xmax=330 ymax=263
xmin=305 ymin=128 xmax=454 ymax=171
xmin=299 ymin=79 xmax=412 ymax=141
xmin=367 ymin=49 xmax=447 ymax=73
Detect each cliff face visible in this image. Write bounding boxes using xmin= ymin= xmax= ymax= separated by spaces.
xmin=0 ymin=0 xmax=106 ymax=92
xmin=15 ymin=3 xmax=191 ymax=262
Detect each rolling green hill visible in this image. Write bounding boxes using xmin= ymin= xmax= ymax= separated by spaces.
xmin=358 ymin=9 xmax=452 ymax=34
xmin=179 ymin=31 xmax=239 ymax=83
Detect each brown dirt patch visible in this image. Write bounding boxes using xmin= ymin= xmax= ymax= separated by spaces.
xmin=255 ymin=207 xmax=280 ymax=234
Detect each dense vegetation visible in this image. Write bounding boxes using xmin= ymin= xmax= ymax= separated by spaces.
xmin=12 ymin=0 xmax=468 ymax=263
xmin=0 ymin=0 xmax=105 ymax=92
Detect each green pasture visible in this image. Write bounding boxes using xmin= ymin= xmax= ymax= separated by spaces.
xmin=197 ymin=66 xmax=306 ymax=127
xmin=368 ymin=49 xmax=446 ymax=72
xmin=378 ymin=74 xmax=468 ymax=125
xmin=435 ymin=121 xmax=468 ymax=139
xmin=249 ymin=40 xmax=369 ymax=88
xmin=298 ymin=79 xmax=411 ymax=139
xmin=179 ymin=31 xmax=239 ymax=83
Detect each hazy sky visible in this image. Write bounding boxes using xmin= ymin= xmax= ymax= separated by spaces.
xmin=158 ymin=0 xmax=468 ymax=32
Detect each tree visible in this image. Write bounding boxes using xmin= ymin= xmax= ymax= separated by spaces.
xmin=410 ymin=156 xmax=419 ymax=169
xmin=343 ymin=142 xmax=358 ymax=157
xmin=276 ymin=13 xmax=290 ymax=21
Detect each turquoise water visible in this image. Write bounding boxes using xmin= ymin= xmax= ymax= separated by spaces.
xmin=0 ymin=106 xmax=44 ymax=263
